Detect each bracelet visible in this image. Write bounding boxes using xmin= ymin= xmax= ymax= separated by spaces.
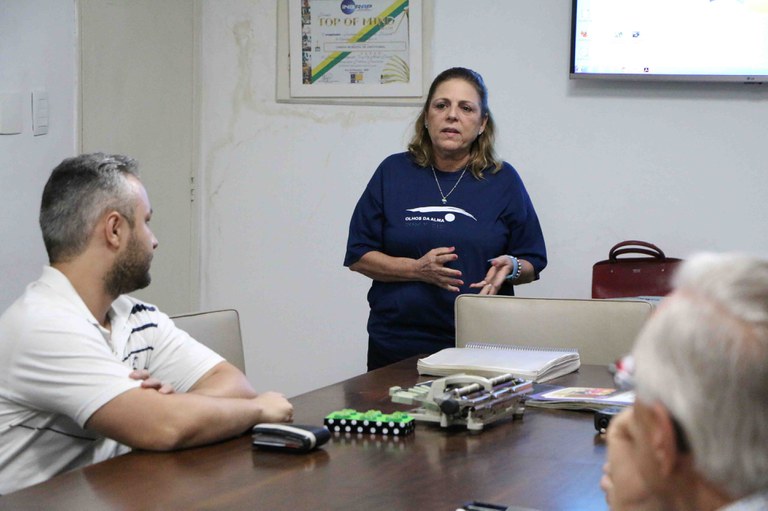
xmin=505 ymin=255 xmax=522 ymax=281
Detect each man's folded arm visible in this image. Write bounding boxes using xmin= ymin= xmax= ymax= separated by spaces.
xmin=187 ymin=361 xmax=258 ymax=399
xmin=85 ymin=384 xmax=293 ymax=451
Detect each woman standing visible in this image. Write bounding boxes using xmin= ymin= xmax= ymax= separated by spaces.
xmin=345 ymin=67 xmax=547 ymax=370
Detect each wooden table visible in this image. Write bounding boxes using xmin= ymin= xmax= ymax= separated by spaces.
xmin=0 ymin=359 xmax=613 ymax=511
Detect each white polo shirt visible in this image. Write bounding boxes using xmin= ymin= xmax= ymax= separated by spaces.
xmin=0 ymin=267 xmax=224 ymax=494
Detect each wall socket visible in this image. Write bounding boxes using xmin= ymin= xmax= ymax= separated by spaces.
xmin=32 ymin=89 xmax=49 ymax=136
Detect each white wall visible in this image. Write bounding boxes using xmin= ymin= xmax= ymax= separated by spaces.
xmin=200 ymin=0 xmax=391 ymax=395
xmin=79 ymin=0 xmax=199 ymax=315
xmin=0 ymin=0 xmax=78 ymax=310
xmin=200 ymin=0 xmax=768 ymax=397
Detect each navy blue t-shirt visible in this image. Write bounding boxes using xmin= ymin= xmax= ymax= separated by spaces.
xmin=345 ymin=152 xmax=547 ymax=369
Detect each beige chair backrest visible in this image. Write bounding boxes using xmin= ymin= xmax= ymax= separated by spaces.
xmin=455 ymin=295 xmax=654 ymax=365
xmin=170 ymin=309 xmax=246 ymax=373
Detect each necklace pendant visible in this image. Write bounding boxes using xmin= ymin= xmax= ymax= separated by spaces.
xmin=432 ymin=165 xmax=466 ymax=207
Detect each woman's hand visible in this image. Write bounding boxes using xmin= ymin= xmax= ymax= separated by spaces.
xmin=470 ymin=255 xmax=513 ymax=295
xmin=470 ymin=255 xmax=536 ymax=294
xmin=349 ymin=248 xmax=463 ymax=291
xmin=414 ymin=246 xmax=464 ymax=292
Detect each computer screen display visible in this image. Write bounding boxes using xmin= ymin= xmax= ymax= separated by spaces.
xmin=570 ymin=0 xmax=768 ymax=83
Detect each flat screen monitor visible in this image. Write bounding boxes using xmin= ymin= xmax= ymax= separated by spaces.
xmin=570 ymin=0 xmax=768 ymax=84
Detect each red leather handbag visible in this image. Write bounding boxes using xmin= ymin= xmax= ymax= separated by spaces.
xmin=592 ymin=241 xmax=683 ymax=299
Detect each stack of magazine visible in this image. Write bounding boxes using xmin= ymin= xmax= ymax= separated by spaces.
xmin=525 ymin=386 xmax=634 ymax=411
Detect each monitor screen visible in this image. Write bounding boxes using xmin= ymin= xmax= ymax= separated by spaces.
xmin=570 ymin=0 xmax=768 ymax=83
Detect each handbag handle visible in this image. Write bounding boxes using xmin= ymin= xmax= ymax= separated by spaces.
xmin=608 ymin=240 xmax=666 ymax=261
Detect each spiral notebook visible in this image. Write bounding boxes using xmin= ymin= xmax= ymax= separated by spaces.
xmin=417 ymin=342 xmax=580 ymax=383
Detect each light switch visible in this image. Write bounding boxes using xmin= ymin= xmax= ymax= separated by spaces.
xmin=32 ymin=89 xmax=49 ymax=136
xmin=0 ymin=92 xmax=23 ymax=135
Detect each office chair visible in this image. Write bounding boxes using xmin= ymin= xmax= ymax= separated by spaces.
xmin=454 ymin=295 xmax=653 ymax=365
xmin=170 ymin=309 xmax=246 ymax=373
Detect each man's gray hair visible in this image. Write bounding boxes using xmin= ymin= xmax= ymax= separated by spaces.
xmin=633 ymin=252 xmax=768 ymax=498
xmin=39 ymin=153 xmax=139 ymax=263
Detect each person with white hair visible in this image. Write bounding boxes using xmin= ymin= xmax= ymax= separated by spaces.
xmin=600 ymin=252 xmax=768 ymax=511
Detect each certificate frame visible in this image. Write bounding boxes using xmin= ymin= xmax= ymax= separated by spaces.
xmin=277 ymin=0 xmax=432 ymax=105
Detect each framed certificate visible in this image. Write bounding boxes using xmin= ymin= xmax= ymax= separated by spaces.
xmin=281 ymin=0 xmax=429 ymax=104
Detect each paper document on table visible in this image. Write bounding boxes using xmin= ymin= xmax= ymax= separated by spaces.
xmin=417 ymin=342 xmax=580 ymax=383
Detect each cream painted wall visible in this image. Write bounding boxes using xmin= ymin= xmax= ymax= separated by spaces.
xmin=79 ymin=0 xmax=199 ymax=315
xmin=0 ymin=0 xmax=77 ymax=310
xmin=199 ymin=0 xmax=768 ymax=397
xmin=200 ymin=1 xmax=401 ymax=395
xmin=1 ymin=0 xmax=198 ymax=316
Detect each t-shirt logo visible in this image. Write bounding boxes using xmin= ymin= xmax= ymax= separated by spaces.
xmin=404 ymin=206 xmax=477 ymax=223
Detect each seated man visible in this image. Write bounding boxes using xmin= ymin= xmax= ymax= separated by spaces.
xmin=600 ymin=253 xmax=768 ymax=511
xmin=0 ymin=153 xmax=293 ymax=494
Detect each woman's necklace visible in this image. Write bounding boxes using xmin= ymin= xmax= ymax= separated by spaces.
xmin=432 ymin=165 xmax=468 ymax=204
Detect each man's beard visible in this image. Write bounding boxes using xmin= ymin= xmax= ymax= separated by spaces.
xmin=104 ymin=233 xmax=152 ymax=296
